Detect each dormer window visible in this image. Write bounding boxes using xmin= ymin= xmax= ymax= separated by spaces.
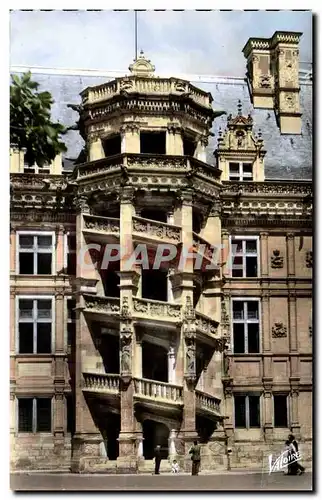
xmin=229 ymin=162 xmax=253 ymax=181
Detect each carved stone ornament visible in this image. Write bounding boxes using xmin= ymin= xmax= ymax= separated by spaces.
xmin=121 ymin=296 xmax=131 ymax=319
xmin=120 ymin=333 xmax=132 ymax=374
xmin=223 ymin=345 xmax=231 ymax=377
xmin=270 ymin=249 xmax=284 ymax=269
xmin=185 ymin=338 xmax=196 ymax=382
xmin=306 ymin=250 xmax=312 ymax=268
xmin=272 ymin=322 xmax=287 ymax=338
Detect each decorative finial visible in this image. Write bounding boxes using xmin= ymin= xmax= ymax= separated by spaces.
xmin=218 ymin=127 xmax=222 ymax=138
xmin=129 ymin=50 xmax=155 ymax=78
xmin=258 ymin=128 xmax=262 ymax=139
xmin=237 ymin=100 xmax=242 ymax=116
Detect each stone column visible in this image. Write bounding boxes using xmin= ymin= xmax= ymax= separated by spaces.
xmin=88 ymin=136 xmax=104 ymax=161
xmin=53 ymin=391 xmax=65 ymax=453
xmin=286 ymin=233 xmax=295 ymax=277
xmin=72 ymin=196 xmax=101 ymax=472
xmin=195 ymin=137 xmax=208 ymax=163
xmin=121 ymin=124 xmax=140 ymax=153
xmin=168 ymin=345 xmax=176 ymax=384
xmin=168 ymin=429 xmax=177 ymax=460
xmin=118 ymin=187 xmax=137 ymax=470
xmin=134 ymin=331 xmax=143 ymax=378
xmin=166 ymin=124 xmax=183 ymax=155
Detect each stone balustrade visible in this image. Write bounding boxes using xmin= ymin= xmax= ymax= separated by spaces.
xmin=80 ymin=77 xmax=212 ymax=109
xmin=133 ymin=297 xmax=181 ymax=321
xmin=133 ymin=377 xmax=183 ymax=403
xmin=195 ymin=390 xmax=221 ymax=415
xmin=83 ymin=214 xmax=120 ymax=234
xmin=133 ymin=216 xmax=181 ymax=243
xmin=221 ymin=180 xmax=312 ymax=197
xmin=192 ymin=232 xmax=215 ymax=262
xmin=83 ymin=372 xmax=120 ymax=393
xmin=195 ymin=311 xmax=219 ymax=336
xmin=83 ymin=294 xmax=121 ymax=315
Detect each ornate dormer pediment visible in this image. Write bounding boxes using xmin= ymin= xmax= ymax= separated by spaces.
xmin=217 ymin=101 xmax=265 ymax=155
xmin=215 ymin=101 xmax=266 ymax=182
xmin=129 ymin=50 xmax=155 ymax=78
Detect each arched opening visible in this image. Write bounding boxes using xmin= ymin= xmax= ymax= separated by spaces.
xmin=99 ymin=412 xmax=120 ymax=460
xmin=143 ymin=420 xmax=169 ymax=459
xmin=142 ymin=341 xmax=168 ymax=382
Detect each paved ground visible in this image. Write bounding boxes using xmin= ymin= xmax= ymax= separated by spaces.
xmin=10 ymin=471 xmax=312 ymax=491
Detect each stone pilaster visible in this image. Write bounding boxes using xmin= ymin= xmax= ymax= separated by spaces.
xmin=88 ymin=136 xmax=104 ymax=161
xmin=290 ymin=386 xmax=301 ymax=436
xmin=195 ymin=137 xmax=208 ymax=162
xmin=168 ymin=345 xmax=176 ymax=384
xmin=121 ymin=124 xmax=140 ymax=153
xmin=10 ymin=227 xmax=16 ymax=274
xmin=221 ymin=230 xmax=230 ymax=278
xmin=55 ymin=290 xmax=65 ymax=353
xmin=55 ymin=224 xmax=65 ymax=274
xmin=263 ymin=384 xmax=273 ymax=441
xmin=289 ymin=293 xmax=297 ymax=353
xmin=286 ymin=233 xmax=295 ymax=277
xmin=166 ymin=123 xmax=183 ymax=155
xmin=260 ymin=232 xmax=269 ymax=278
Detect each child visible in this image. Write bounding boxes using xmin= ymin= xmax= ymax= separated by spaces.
xmin=171 ymin=459 xmax=180 ymax=474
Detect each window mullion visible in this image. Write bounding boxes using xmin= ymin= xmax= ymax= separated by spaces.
xmin=33 ymin=398 xmax=37 ymax=433
xmin=34 ymin=300 xmax=37 ymax=354
xmin=245 ymin=396 xmax=250 ymax=429
xmin=244 ymin=302 xmax=248 ymax=353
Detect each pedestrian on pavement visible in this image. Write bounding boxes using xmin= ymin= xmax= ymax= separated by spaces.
xmin=284 ymin=440 xmax=298 ymax=475
xmin=288 ymin=434 xmax=305 ymax=475
xmin=189 ymin=440 xmax=201 ymax=476
xmin=154 ymin=444 xmax=162 ymax=475
xmin=171 ymin=459 xmax=180 ymax=473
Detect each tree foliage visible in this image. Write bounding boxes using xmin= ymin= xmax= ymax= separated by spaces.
xmin=10 ymin=71 xmax=67 ymax=167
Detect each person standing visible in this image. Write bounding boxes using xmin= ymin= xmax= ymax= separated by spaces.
xmin=189 ymin=440 xmax=201 ymax=476
xmin=154 ymin=444 xmax=162 ymax=475
xmin=288 ymin=434 xmax=305 ymax=475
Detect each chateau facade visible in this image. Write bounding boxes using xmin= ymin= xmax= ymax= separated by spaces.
xmin=10 ymin=32 xmax=312 ymax=473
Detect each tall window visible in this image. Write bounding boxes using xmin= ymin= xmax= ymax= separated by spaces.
xmin=234 ymin=395 xmax=260 ymax=428
xmin=18 ymin=297 xmax=53 ymax=354
xmin=229 ymin=162 xmax=253 ymax=181
xmin=232 ymin=300 xmax=260 ymax=354
xmin=231 ymin=237 xmax=258 ymax=277
xmin=65 ymin=233 xmax=76 ymax=275
xmin=18 ymin=233 xmax=54 ymax=275
xmin=67 ymin=298 xmax=76 ymax=354
xmin=18 ymin=398 xmax=52 ymax=433
xmin=273 ymin=395 xmax=288 ymax=427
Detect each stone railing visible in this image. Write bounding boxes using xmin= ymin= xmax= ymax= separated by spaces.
xmin=77 ymin=154 xmax=123 ymax=179
xmin=80 ymin=77 xmax=212 ymax=109
xmin=133 ymin=377 xmax=183 ymax=403
xmin=83 ymin=372 xmax=120 ymax=393
xmin=192 ymin=232 xmax=215 ymax=262
xmin=83 ymin=214 xmax=120 ymax=234
xmin=76 ymin=154 xmax=220 ymax=186
xmin=195 ymin=312 xmax=219 ymax=336
xmin=133 ymin=297 xmax=181 ymax=321
xmin=133 ymin=216 xmax=181 ymax=243
xmin=83 ymin=294 xmax=120 ymax=315
xmin=195 ymin=390 xmax=221 ymax=415
xmin=221 ymin=180 xmax=312 ymax=197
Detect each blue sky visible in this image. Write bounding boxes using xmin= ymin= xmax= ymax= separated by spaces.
xmin=10 ymin=10 xmax=312 ymax=76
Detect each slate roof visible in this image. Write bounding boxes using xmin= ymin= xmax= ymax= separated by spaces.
xmin=11 ymin=70 xmax=312 ymax=180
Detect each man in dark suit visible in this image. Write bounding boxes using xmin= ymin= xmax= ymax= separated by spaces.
xmin=288 ymin=434 xmax=305 ymax=475
xmin=189 ymin=440 xmax=201 ymax=476
xmin=154 ymin=444 xmax=162 ymax=475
